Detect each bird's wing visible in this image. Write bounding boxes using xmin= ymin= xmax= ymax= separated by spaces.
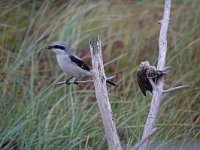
xmin=69 ymin=55 xmax=90 ymax=71
xmin=137 ymin=69 xmax=147 ymax=96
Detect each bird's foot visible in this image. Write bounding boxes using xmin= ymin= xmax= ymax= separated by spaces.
xmin=66 ymin=80 xmax=71 ymax=85
xmin=74 ymin=81 xmax=79 ymax=85
xmin=73 ymin=77 xmax=81 ymax=85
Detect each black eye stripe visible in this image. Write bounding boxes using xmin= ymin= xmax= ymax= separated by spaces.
xmin=54 ymin=45 xmax=65 ymax=50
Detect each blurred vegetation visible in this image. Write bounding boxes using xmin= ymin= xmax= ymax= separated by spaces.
xmin=0 ymin=0 xmax=200 ymax=149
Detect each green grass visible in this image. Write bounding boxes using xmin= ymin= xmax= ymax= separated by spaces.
xmin=0 ymin=0 xmax=200 ymax=149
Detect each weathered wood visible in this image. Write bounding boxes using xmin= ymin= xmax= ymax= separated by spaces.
xmin=89 ymin=36 xmax=122 ymax=150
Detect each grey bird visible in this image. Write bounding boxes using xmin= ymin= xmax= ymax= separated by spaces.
xmin=47 ymin=41 xmax=116 ymax=86
xmin=137 ymin=61 xmax=171 ymax=96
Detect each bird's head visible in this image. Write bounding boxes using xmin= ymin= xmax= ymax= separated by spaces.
xmin=140 ymin=61 xmax=150 ymax=70
xmin=47 ymin=41 xmax=70 ymax=55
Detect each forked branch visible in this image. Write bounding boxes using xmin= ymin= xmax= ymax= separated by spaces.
xmin=131 ymin=128 xmax=157 ymax=150
xmin=138 ymin=0 xmax=172 ymax=150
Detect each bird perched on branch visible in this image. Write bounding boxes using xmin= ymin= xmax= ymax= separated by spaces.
xmin=47 ymin=41 xmax=116 ymax=86
xmin=137 ymin=61 xmax=171 ymax=96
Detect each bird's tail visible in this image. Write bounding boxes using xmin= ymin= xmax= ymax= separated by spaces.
xmin=156 ymin=66 xmax=171 ymax=77
xmin=106 ymin=80 xmax=117 ymax=86
xmin=90 ymin=70 xmax=117 ymax=86
xmin=160 ymin=66 xmax=171 ymax=74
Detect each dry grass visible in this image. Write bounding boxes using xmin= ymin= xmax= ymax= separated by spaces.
xmin=0 ymin=0 xmax=200 ymax=149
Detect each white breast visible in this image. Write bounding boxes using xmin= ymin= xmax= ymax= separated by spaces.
xmin=56 ymin=54 xmax=91 ymax=78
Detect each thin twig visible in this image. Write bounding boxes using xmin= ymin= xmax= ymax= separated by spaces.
xmin=163 ymin=85 xmax=189 ymax=93
xmin=131 ymin=128 xmax=157 ymax=150
xmin=57 ymin=80 xmax=93 ymax=85
xmin=158 ymin=20 xmax=162 ymax=24
xmin=56 ymin=75 xmax=116 ymax=85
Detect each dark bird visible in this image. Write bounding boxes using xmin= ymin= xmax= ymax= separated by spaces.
xmin=137 ymin=61 xmax=171 ymax=96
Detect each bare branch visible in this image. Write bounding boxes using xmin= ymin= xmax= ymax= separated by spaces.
xmin=56 ymin=75 xmax=116 ymax=85
xmin=90 ymin=35 xmax=122 ymax=150
xmin=139 ymin=1 xmax=172 ymax=150
xmin=131 ymin=128 xmax=157 ymax=150
xmin=163 ymin=85 xmax=189 ymax=93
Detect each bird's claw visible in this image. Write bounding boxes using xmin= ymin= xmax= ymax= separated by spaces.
xmin=74 ymin=81 xmax=79 ymax=85
xmin=66 ymin=81 xmax=71 ymax=85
